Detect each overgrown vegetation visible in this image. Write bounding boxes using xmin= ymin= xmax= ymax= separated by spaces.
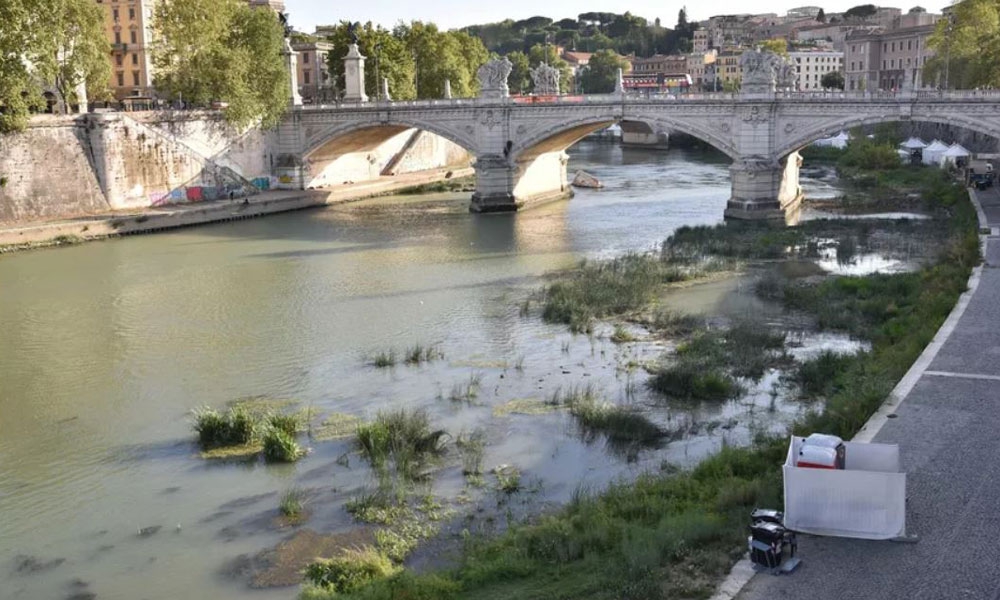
xmin=313 ymin=168 xmax=978 ymax=599
xmin=542 ymin=252 xmax=714 ymax=333
xmin=649 ymin=320 xmax=787 ymax=400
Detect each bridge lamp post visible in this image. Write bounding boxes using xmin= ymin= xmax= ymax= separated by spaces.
xmin=375 ymin=41 xmax=382 ymax=101
xmin=944 ymin=15 xmax=953 ymax=91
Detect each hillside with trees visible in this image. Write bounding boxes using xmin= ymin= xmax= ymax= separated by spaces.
xmin=463 ymin=10 xmax=697 ymax=58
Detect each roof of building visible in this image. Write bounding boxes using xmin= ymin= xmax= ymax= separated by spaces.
xmin=561 ymin=51 xmax=593 ymax=64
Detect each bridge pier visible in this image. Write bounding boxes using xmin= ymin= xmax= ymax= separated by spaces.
xmin=470 ymin=151 xmax=572 ymax=213
xmin=724 ymin=152 xmax=802 ymax=222
xmin=470 ymin=155 xmax=518 ymax=212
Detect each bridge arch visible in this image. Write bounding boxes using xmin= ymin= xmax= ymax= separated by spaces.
xmin=302 ymin=116 xmax=478 ymax=160
xmin=777 ymin=112 xmax=1000 ymax=159
xmin=299 ymin=116 xmax=477 ymax=189
xmin=512 ymin=113 xmax=739 ymax=162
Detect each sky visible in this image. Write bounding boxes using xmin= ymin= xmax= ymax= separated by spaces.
xmin=286 ymin=0 xmax=952 ymax=33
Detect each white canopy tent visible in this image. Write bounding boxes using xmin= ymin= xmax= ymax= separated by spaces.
xmin=942 ymin=143 xmax=972 ymax=167
xmin=812 ymin=131 xmax=849 ymax=149
xmin=922 ymin=140 xmax=950 ymax=166
xmin=900 ymin=137 xmax=927 ymax=150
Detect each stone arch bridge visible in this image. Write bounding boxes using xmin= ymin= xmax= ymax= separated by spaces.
xmin=273 ymin=89 xmax=1000 ymax=219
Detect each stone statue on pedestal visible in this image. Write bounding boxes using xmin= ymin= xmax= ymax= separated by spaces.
xmin=739 ymin=48 xmax=781 ymax=95
xmin=530 ymin=63 xmax=561 ymax=95
xmin=477 ymin=57 xmax=513 ymax=98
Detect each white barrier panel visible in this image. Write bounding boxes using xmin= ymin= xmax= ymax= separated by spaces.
xmin=783 ymin=436 xmax=906 ymax=540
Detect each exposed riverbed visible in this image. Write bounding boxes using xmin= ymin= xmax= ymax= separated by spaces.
xmin=0 ymin=142 xmax=940 ymax=600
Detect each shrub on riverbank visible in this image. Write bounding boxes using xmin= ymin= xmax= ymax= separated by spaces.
xmin=303 ymin=547 xmax=398 ymax=596
xmin=567 ymin=395 xmax=666 ymax=447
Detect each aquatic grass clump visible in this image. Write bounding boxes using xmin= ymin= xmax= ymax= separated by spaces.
xmin=268 ymin=413 xmax=299 ymax=437
xmin=610 ymin=324 xmax=636 ymax=343
xmin=192 ymin=406 xmax=258 ymax=448
xmin=303 ymin=547 xmax=399 ymax=595
xmin=404 ymin=344 xmax=443 ymax=365
xmin=568 ymin=396 xmax=666 ymax=446
xmin=493 ymin=465 xmax=522 ymax=494
xmin=356 ymin=410 xmax=448 ymax=483
xmin=648 ymin=309 xmax=703 ymax=337
xmin=448 ymin=372 xmax=481 ymax=404
xmin=543 ymin=253 xmax=677 ymax=333
xmin=370 ymin=350 xmax=397 ymax=368
xmin=279 ymin=487 xmax=306 ymax=519
xmin=455 ymin=429 xmax=486 ymax=477
xmin=263 ymin=428 xmax=304 ymax=462
xmin=794 ymin=350 xmax=861 ymax=398
xmin=649 ymin=362 xmax=741 ymax=401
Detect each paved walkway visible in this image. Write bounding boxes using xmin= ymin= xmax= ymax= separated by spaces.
xmin=737 ymin=188 xmax=1000 ymax=600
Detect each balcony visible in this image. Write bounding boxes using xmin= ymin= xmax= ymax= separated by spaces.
xmin=112 ymin=43 xmax=128 ymax=53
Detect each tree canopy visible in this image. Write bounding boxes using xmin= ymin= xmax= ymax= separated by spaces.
xmin=579 ymin=49 xmax=629 ymax=93
xmin=924 ymin=0 xmax=1000 ymax=89
xmin=152 ymin=0 xmax=289 ymax=128
xmin=321 ymin=21 xmax=489 ymax=100
xmin=0 ymin=0 xmax=109 ymax=133
xmin=463 ymin=11 xmax=695 ymax=59
xmin=821 ymin=70 xmax=845 ymax=90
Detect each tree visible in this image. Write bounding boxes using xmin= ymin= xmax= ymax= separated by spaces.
xmin=325 ymin=22 xmax=414 ymax=101
xmin=844 ymin=4 xmax=878 ymax=20
xmin=506 ymin=51 xmax=531 ymax=94
xmin=50 ymin=0 xmax=110 ymax=111
xmin=924 ymin=0 xmax=1000 ymax=89
xmin=152 ymin=0 xmax=289 ymax=128
xmin=760 ymin=38 xmax=788 ymax=55
xmin=817 ymin=8 xmax=826 ymax=23
xmin=397 ymin=22 xmax=489 ymax=98
xmin=555 ymin=18 xmax=579 ymax=31
xmin=579 ymin=49 xmax=627 ymax=93
xmin=1 ymin=0 xmax=110 ymax=133
xmin=821 ymin=70 xmax=845 ymax=89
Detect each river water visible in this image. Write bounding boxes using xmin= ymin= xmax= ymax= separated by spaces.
xmin=0 ymin=142 xmax=858 ymax=600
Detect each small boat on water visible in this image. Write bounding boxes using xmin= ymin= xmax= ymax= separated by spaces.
xmin=571 ymin=170 xmax=603 ymax=189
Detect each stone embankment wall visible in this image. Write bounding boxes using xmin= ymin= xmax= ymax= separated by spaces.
xmin=0 ymin=117 xmax=111 ymax=223
xmin=1 ymin=113 xmax=467 ymax=225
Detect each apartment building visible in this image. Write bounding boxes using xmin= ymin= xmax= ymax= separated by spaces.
xmin=844 ymin=23 xmax=937 ymax=91
xmin=293 ymin=40 xmax=334 ymax=103
xmin=96 ymin=0 xmax=157 ymax=100
xmin=789 ymin=50 xmax=843 ymax=90
xmin=630 ymin=54 xmax=688 ymax=75
xmin=686 ymin=51 xmax=717 ymax=88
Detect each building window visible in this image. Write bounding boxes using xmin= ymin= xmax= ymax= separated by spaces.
xmin=304 ymin=70 xmax=311 ymax=84
xmin=891 ymin=42 xmax=895 ymax=52
xmin=114 ymin=31 xmax=121 ymax=44
xmin=117 ymin=72 xmax=124 ymax=86
xmin=129 ymin=7 xmax=135 ymax=19
xmin=883 ymin=60 xmax=886 ymax=69
xmin=116 ymin=54 xmax=123 ymax=66
xmin=130 ymin=31 xmax=136 ymax=44
xmin=112 ymin=8 xmax=119 ymax=20
xmin=132 ymin=53 xmax=138 ymax=65
xmin=132 ymin=71 xmax=139 ymax=86
xmin=908 ymin=40 xmax=912 ymax=50
xmin=303 ymin=52 xmax=310 ymax=64
xmin=851 ymin=45 xmax=856 ymax=53
xmin=883 ymin=43 xmax=887 ymax=52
